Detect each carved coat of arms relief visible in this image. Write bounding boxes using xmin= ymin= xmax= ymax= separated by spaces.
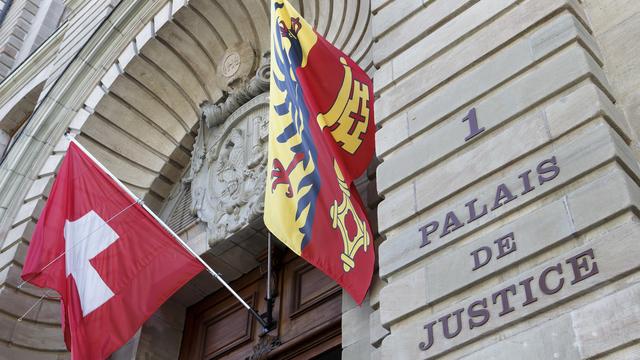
xmin=189 ymin=91 xmax=269 ymax=247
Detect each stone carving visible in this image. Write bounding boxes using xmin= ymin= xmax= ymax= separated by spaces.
xmin=203 ymin=52 xmax=270 ymax=128
xmin=187 ymin=55 xmax=270 ymax=247
xmin=222 ymin=51 xmax=241 ymax=78
xmin=216 ymin=42 xmax=257 ymax=91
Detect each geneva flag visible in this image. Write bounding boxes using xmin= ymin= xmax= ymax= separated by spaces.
xmin=21 ymin=141 xmax=204 ymax=360
xmin=265 ymin=0 xmax=376 ymax=304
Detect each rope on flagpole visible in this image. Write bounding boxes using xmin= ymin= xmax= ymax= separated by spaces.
xmin=17 ymin=290 xmax=59 ymax=321
xmin=17 ymin=199 xmax=140 ymax=289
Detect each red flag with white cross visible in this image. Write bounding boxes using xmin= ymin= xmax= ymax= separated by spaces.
xmin=21 ymin=141 xmax=204 ymax=360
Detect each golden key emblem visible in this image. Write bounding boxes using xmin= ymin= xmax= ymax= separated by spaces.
xmin=330 ymin=160 xmax=370 ymax=272
xmin=318 ymin=57 xmax=370 ymax=154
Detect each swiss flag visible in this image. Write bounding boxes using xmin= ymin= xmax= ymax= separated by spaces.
xmin=21 ymin=141 xmax=204 ymax=359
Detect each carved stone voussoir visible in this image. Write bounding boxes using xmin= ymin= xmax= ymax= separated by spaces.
xmin=190 ymin=92 xmax=269 ymax=247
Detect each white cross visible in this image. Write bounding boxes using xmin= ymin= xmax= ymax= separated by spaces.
xmin=64 ymin=210 xmax=119 ymax=317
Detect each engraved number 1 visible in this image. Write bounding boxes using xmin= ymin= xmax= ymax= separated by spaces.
xmin=463 ymin=108 xmax=484 ymax=142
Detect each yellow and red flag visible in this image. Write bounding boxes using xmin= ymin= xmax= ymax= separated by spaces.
xmin=265 ymin=0 xmax=376 ymax=304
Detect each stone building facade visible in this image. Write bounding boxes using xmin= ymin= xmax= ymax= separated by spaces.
xmin=0 ymin=0 xmax=639 ymax=359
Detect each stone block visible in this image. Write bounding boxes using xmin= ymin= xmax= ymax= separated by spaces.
xmin=374 ymin=0 xmax=469 ymax=67
xmin=9 ymin=311 xmax=66 ymax=350
xmin=172 ymin=282 xmax=210 ymax=308
xmin=38 ymin=153 xmax=63 ymax=178
xmin=371 ymin=348 xmax=381 ymax=360
xmin=572 ymin=265 xmax=640 ymax=358
xmin=36 ymin=294 xmax=62 ymax=324
xmin=153 ymin=2 xmax=172 ymax=33
xmin=135 ymin=21 xmax=155 ymax=53
xmin=12 ymin=198 xmax=44 ymax=228
xmin=185 ymin=225 xmax=208 ymax=256
xmin=457 ymin=314 xmax=581 ymax=360
xmin=53 ymin=136 xmax=72 ymax=154
xmin=379 ymin=266 xmax=426 ymax=327
xmin=598 ymin=343 xmax=640 ymax=360
xmin=108 ymin=76 xmax=188 ymax=143
xmin=544 ymin=81 xmax=629 ymax=142
xmin=0 ymin=344 xmax=68 ymax=360
xmin=343 ymin=302 xmax=373 ymax=348
xmin=0 ymin=240 xmax=28 ymax=269
xmin=200 ymin=252 xmax=241 ymax=282
xmin=528 ymin=11 xmax=602 ymax=63
xmin=0 ymin=262 xmax=48 ymax=298
xmin=582 ymin=0 xmax=640 ymax=35
xmin=124 ymin=57 xmax=197 ymax=130
xmin=373 ymin=63 xmax=394 ymax=98
xmin=372 ymin=0 xmax=422 ymax=39
xmin=137 ymin=312 xmax=183 ymax=360
xmin=2 ymin=220 xmax=35 ymax=250
xmin=378 ymin=121 xmax=633 ymax=279
xmin=24 ymin=175 xmax=54 ymax=202
xmin=368 ymin=274 xmax=386 ymax=309
xmin=232 ymin=230 xmax=267 ymax=257
xmin=83 ymin=84 xmax=106 ymax=110
xmin=150 ymin=176 xmax=173 ymax=199
xmin=567 ymin=166 xmax=640 ymax=231
xmin=370 ymin=310 xmax=390 ymax=346
xmin=68 ymin=107 xmax=91 ymax=131
xmin=149 ymin=298 xmax=187 ymax=331
xmin=342 ymin=290 xmax=358 ymax=314
xmin=101 ymin=62 xmax=121 ymax=90
xmin=77 ymin=137 xmax=156 ymax=190
xmin=375 ymin=112 xmax=408 ymax=159
xmin=376 ymin=180 xmax=415 ymax=234
xmin=372 ymin=0 xmax=393 ymax=13
xmin=591 ymin=9 xmax=640 ymax=141
xmin=218 ymin=245 xmax=259 ymax=274
xmin=117 ymin=41 xmax=137 ymax=70
xmin=0 ymin=284 xmax=58 ymax=324
xmin=343 ymin=338 xmax=376 ymax=360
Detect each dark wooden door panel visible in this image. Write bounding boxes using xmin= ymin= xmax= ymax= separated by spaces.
xmin=179 ymin=250 xmax=342 ymax=360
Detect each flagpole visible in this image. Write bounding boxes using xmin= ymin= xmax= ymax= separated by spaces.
xmin=66 ymin=135 xmax=269 ymax=329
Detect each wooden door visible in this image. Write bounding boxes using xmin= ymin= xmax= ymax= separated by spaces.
xmin=179 ymin=251 xmax=341 ymax=360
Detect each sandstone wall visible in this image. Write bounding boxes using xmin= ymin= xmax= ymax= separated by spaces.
xmin=357 ymin=0 xmax=640 ymax=359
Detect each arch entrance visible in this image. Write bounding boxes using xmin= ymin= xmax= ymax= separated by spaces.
xmin=60 ymin=1 xmax=375 ymax=358
xmin=0 ymin=0 xmax=372 ymax=358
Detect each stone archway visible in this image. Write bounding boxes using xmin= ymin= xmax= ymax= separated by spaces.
xmin=0 ymin=1 xmax=373 ymax=359
xmin=69 ymin=0 xmax=374 ymax=211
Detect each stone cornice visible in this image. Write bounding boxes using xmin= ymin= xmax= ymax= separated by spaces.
xmin=0 ymin=21 xmax=66 ymax=109
xmin=0 ymin=0 xmax=168 ymax=230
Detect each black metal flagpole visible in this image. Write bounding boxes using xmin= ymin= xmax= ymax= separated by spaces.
xmin=262 ymin=232 xmax=276 ymax=333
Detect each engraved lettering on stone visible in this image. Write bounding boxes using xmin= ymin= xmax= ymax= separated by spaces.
xmin=418 ymin=156 xmax=561 ymax=248
xmin=418 ymin=248 xmax=600 ymax=353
